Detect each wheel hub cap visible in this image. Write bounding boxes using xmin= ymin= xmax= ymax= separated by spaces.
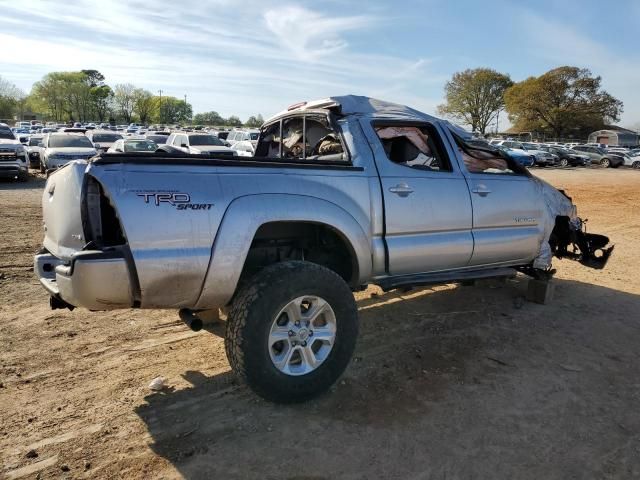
xmin=268 ymin=295 xmax=337 ymax=376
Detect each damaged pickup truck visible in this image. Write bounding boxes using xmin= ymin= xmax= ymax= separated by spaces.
xmin=34 ymin=96 xmax=613 ymax=403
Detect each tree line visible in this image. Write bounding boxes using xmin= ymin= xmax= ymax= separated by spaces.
xmin=1 ymin=66 xmax=625 ymax=136
xmin=437 ymin=66 xmax=624 ymax=139
xmin=0 ymin=70 xmax=264 ymax=127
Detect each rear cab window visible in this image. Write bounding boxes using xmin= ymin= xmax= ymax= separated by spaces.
xmin=254 ymin=113 xmax=348 ymax=163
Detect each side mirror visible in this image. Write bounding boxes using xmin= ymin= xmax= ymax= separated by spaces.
xmin=181 ymin=143 xmax=188 ymax=148
xmin=94 ymin=143 xmax=101 ymax=149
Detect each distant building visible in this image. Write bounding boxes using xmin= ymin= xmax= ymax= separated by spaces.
xmin=588 ymin=126 xmax=639 ymax=147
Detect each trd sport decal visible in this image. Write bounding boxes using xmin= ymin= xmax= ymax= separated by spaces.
xmin=135 ymin=191 xmax=213 ymax=210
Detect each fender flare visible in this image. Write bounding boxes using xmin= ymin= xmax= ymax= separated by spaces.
xmin=195 ymin=193 xmax=372 ymax=309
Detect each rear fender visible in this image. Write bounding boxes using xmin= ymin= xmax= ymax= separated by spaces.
xmin=195 ymin=194 xmax=372 ymax=309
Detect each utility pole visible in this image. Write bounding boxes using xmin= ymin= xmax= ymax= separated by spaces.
xmin=184 ymin=94 xmax=188 ymax=124
xmin=158 ymin=89 xmax=163 ymax=125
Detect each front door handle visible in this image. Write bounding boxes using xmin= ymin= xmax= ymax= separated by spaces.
xmin=389 ymin=183 xmax=414 ymax=197
xmin=471 ymin=184 xmax=492 ymax=196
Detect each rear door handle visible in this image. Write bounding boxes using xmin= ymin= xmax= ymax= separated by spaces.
xmin=471 ymin=184 xmax=492 ymax=196
xmin=389 ymin=183 xmax=414 ymax=197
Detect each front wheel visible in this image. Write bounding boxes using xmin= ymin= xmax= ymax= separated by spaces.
xmin=601 ymin=157 xmax=611 ymax=168
xmin=559 ymin=158 xmax=569 ymax=167
xmin=632 ymin=161 xmax=640 ymax=170
xmin=225 ymin=261 xmax=358 ymax=403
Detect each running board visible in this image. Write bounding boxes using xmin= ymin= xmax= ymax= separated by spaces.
xmin=374 ymin=267 xmax=518 ymax=292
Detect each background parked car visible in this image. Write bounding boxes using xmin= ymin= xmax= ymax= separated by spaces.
xmin=41 ymin=133 xmax=97 ymax=174
xmin=107 ymin=138 xmax=158 ymax=153
xmin=0 ymin=123 xmax=29 ymax=181
xmin=145 ymin=132 xmax=170 ymax=145
xmin=494 ymin=145 xmax=535 ymax=167
xmin=491 ymin=140 xmax=557 ymax=166
xmin=570 ymin=145 xmax=624 ymax=168
xmin=538 ymin=146 xmax=591 ymax=167
xmin=226 ymin=129 xmax=260 ymax=148
xmin=86 ymin=130 xmax=123 ymax=153
xmin=165 ymin=133 xmax=235 ymax=155
xmin=26 ymin=135 xmax=45 ymax=168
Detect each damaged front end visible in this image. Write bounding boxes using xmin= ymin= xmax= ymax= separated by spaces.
xmin=530 ymin=179 xmax=614 ymax=275
xmin=549 ymin=216 xmax=614 ymax=270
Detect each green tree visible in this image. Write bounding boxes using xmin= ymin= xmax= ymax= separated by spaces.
xmin=193 ymin=111 xmax=225 ymax=125
xmin=113 ymin=83 xmax=136 ymax=123
xmin=437 ymin=68 xmax=513 ymax=134
xmin=81 ymin=69 xmax=105 ymax=87
xmin=30 ymin=72 xmax=89 ymax=121
xmin=0 ymin=76 xmax=25 ymax=119
xmin=156 ymin=96 xmax=192 ymax=124
xmin=226 ymin=115 xmax=242 ymax=127
xmin=244 ymin=114 xmax=264 ymax=127
xmin=90 ymin=85 xmax=113 ymax=122
xmin=504 ymin=66 xmax=623 ymax=138
xmin=133 ymin=89 xmax=155 ymax=124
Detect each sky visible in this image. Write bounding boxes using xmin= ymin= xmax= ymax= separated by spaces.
xmin=1 ymin=0 xmax=639 ymax=129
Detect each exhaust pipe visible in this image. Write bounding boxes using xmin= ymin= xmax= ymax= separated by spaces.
xmin=179 ymin=308 xmax=203 ymax=332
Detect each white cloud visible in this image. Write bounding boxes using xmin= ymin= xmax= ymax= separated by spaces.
xmin=0 ymin=0 xmax=440 ymax=119
xmin=516 ymin=9 xmax=640 ymax=126
xmin=264 ymin=6 xmax=376 ymax=60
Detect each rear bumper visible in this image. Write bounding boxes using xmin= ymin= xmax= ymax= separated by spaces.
xmin=34 ymin=250 xmax=134 ymax=310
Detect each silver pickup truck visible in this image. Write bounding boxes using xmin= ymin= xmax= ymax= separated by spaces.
xmin=34 ymin=96 xmax=613 ymax=402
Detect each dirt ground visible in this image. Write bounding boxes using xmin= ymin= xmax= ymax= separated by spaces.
xmin=1 ymin=167 xmax=639 ymax=479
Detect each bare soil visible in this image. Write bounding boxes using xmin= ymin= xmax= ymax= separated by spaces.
xmin=1 ymin=168 xmax=639 ymax=479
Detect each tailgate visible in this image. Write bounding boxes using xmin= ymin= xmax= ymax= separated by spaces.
xmin=42 ymin=162 xmax=87 ymax=260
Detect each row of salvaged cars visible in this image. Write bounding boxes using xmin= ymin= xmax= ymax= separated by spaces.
xmin=12 ymin=126 xmax=260 ymax=176
xmin=485 ymin=139 xmax=640 ymax=169
xmin=4 ymin=120 xmax=640 ymax=181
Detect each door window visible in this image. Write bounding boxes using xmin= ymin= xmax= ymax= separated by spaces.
xmin=455 ymin=135 xmax=525 ymax=175
xmin=374 ymin=125 xmax=451 ymax=172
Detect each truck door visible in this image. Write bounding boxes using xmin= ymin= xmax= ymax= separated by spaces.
xmin=361 ymin=121 xmax=474 ymax=276
xmin=447 ymin=133 xmax=544 ymax=267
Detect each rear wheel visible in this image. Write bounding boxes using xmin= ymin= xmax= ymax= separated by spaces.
xmin=225 ymin=261 xmax=358 ymax=403
xmin=601 ymin=157 xmax=611 ymax=168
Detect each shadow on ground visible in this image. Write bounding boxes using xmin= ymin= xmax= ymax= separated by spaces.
xmin=136 ymin=277 xmax=640 ymax=480
xmin=0 ymin=174 xmax=45 ymax=190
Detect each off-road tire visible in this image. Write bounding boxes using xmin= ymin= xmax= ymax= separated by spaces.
xmin=225 ymin=261 xmax=358 ymax=403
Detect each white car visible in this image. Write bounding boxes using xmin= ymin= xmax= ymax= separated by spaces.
xmin=86 ymin=130 xmax=123 ymax=153
xmin=41 ymin=133 xmax=97 ymax=174
xmin=226 ymin=129 xmax=260 ymax=148
xmin=624 ymin=152 xmax=640 ymax=169
xmin=86 ymin=130 xmax=122 ymax=152
xmin=107 ymin=138 xmax=158 ymax=153
xmin=166 ymin=133 xmax=235 ymax=155
xmin=26 ymin=135 xmax=45 ymax=168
